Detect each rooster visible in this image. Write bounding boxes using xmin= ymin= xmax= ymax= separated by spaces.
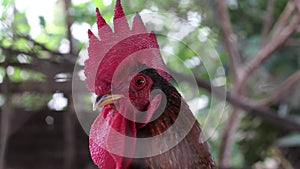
xmin=84 ymin=0 xmax=216 ymax=168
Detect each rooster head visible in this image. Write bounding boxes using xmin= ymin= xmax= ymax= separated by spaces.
xmin=84 ymin=0 xmax=170 ymax=98
xmin=84 ymin=0 xmax=172 ymax=168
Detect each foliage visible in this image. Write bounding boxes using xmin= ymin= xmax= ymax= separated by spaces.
xmin=0 ymin=0 xmax=300 ymax=168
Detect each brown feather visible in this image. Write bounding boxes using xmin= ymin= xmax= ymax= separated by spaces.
xmin=129 ymin=69 xmax=217 ymax=169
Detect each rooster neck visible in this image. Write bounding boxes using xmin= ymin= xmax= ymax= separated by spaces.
xmin=129 ymin=69 xmax=216 ymax=169
xmin=137 ymin=91 xmax=181 ymax=136
xmin=135 ymin=71 xmax=182 ymax=137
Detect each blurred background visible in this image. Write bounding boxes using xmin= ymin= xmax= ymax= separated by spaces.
xmin=1 ymin=0 xmax=300 ymax=168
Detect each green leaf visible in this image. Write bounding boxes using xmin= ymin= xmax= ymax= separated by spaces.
xmin=1 ymin=0 xmax=13 ymax=7
xmin=14 ymin=12 xmax=31 ymax=34
xmin=1 ymin=37 xmax=13 ymax=47
xmin=92 ymin=0 xmax=104 ymax=8
xmin=39 ymin=16 xmax=46 ymax=28
xmin=13 ymin=38 xmax=29 ymax=51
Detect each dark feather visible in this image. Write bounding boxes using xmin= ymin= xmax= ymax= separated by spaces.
xmin=130 ymin=69 xmax=217 ymax=169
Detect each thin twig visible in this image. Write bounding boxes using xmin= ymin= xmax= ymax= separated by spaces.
xmin=241 ymin=14 xmax=300 ymax=87
xmin=271 ymin=147 xmax=295 ymax=169
xmin=295 ymin=0 xmax=300 ymax=14
xmin=270 ymin=1 xmax=295 ymax=38
xmin=216 ymin=0 xmax=241 ymax=82
xmin=215 ymin=0 xmax=244 ymax=166
xmin=258 ymin=70 xmax=300 ymax=106
xmin=0 ymin=46 xmax=58 ymax=64
xmin=261 ymin=0 xmax=275 ymax=47
xmin=15 ymin=35 xmax=76 ymax=63
xmin=218 ymin=109 xmax=240 ymax=167
xmin=1 ymin=45 xmax=75 ymax=64
xmin=217 ymin=2 xmax=300 ymax=167
xmin=170 ymin=70 xmax=300 ymax=132
xmin=63 ymin=0 xmax=75 ymax=54
xmin=17 ymin=35 xmax=66 ymax=56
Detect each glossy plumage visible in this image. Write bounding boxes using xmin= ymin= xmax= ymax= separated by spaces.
xmin=84 ymin=1 xmax=216 ymax=168
xmin=129 ymin=68 xmax=216 ymax=169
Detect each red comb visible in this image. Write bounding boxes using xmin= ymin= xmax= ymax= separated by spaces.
xmin=84 ymin=0 xmax=170 ymax=95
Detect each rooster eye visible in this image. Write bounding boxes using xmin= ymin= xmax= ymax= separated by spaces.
xmin=134 ymin=75 xmax=146 ymax=89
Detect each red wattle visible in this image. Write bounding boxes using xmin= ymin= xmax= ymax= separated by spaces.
xmin=89 ymin=105 xmax=136 ymax=169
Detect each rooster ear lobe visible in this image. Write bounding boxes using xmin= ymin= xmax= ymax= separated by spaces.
xmin=96 ymin=8 xmax=113 ymax=39
xmin=113 ymin=0 xmax=130 ymax=33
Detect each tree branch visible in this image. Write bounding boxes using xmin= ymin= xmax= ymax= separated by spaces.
xmin=170 ymin=70 xmax=300 ymax=132
xmin=293 ymin=0 xmax=300 ymax=14
xmin=261 ymin=0 xmax=275 ymax=47
xmin=258 ymin=70 xmax=300 ymax=106
xmin=219 ymin=166 xmax=252 ymax=169
xmin=241 ymin=13 xmax=300 ymax=86
xmin=17 ymin=35 xmax=66 ymax=56
xmin=0 ymin=46 xmax=58 ymax=64
xmin=218 ymin=109 xmax=240 ymax=167
xmin=0 ymin=73 xmax=12 ymax=169
xmin=63 ymin=95 xmax=75 ymax=169
xmin=270 ymin=1 xmax=295 ymax=38
xmin=216 ymin=0 xmax=241 ymax=82
xmin=63 ymin=0 xmax=75 ymax=55
xmin=0 ymin=81 xmax=72 ymax=93
xmin=4 ymin=34 xmax=76 ymax=63
xmin=1 ymin=62 xmax=74 ymax=77
xmin=215 ymin=2 xmax=300 ymax=166
xmin=215 ymin=1 xmax=244 ymax=166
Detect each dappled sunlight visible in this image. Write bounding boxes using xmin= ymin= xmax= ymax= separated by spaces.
xmin=48 ymin=92 xmax=68 ymax=111
xmin=0 ymin=0 xmax=300 ymax=168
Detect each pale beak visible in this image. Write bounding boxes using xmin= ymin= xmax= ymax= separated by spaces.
xmin=93 ymin=94 xmax=124 ymax=111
